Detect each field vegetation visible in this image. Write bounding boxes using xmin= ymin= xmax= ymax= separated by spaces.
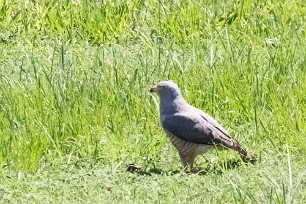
xmin=0 ymin=0 xmax=306 ymax=203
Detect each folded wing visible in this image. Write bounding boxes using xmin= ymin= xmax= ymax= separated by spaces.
xmin=162 ymin=111 xmax=235 ymax=148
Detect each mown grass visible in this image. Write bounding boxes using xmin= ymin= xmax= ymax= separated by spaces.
xmin=0 ymin=0 xmax=306 ymax=203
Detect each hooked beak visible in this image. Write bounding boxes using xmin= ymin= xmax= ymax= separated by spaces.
xmin=150 ymin=85 xmax=159 ymax=93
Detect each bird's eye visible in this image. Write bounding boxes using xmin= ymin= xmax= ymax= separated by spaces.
xmin=160 ymin=87 xmax=164 ymax=90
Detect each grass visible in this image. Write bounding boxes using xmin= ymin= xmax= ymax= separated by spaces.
xmin=0 ymin=0 xmax=306 ymax=203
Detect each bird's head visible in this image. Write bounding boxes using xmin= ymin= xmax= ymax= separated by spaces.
xmin=150 ymin=80 xmax=181 ymax=99
xmin=150 ymin=81 xmax=189 ymax=113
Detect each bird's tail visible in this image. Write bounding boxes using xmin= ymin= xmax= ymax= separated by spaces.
xmin=231 ymin=142 xmax=257 ymax=164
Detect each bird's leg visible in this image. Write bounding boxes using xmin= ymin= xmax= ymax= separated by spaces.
xmin=201 ymin=155 xmax=211 ymax=164
xmin=179 ymin=153 xmax=188 ymax=171
xmin=179 ymin=152 xmax=195 ymax=173
xmin=181 ymin=161 xmax=189 ymax=172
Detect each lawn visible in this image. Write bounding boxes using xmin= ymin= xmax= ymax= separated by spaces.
xmin=0 ymin=0 xmax=306 ymax=203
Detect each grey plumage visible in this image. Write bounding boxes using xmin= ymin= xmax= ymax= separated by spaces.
xmin=150 ymin=80 xmax=253 ymax=169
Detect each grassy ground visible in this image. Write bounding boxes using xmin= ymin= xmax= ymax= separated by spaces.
xmin=0 ymin=0 xmax=306 ymax=203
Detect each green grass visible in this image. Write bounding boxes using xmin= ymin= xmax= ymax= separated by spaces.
xmin=0 ymin=0 xmax=306 ymax=203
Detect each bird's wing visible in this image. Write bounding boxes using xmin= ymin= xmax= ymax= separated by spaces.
xmin=190 ymin=107 xmax=232 ymax=140
xmin=162 ymin=111 xmax=234 ymax=147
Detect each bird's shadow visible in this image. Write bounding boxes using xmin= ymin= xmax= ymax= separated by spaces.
xmin=194 ymin=158 xmax=244 ymax=175
xmin=128 ymin=158 xmax=243 ymax=176
xmin=136 ymin=168 xmax=181 ymax=176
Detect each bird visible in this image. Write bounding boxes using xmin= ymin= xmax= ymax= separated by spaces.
xmin=150 ymin=80 xmax=255 ymax=171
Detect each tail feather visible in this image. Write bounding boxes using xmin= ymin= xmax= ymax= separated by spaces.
xmin=231 ymin=142 xmax=257 ymax=163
